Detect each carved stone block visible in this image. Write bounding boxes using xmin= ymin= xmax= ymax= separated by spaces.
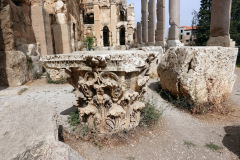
xmin=42 ymin=50 xmax=159 ymax=134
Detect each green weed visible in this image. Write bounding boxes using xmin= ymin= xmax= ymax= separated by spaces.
xmin=18 ymin=88 xmax=28 ymax=95
xmin=205 ymin=142 xmax=223 ymax=151
xmin=184 ymin=140 xmax=196 ymax=148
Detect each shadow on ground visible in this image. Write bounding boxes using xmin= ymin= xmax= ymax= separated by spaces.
xmin=60 ymin=106 xmax=77 ymax=115
xmin=222 ymin=126 xmax=240 ymax=158
xmin=0 ymin=86 xmax=8 ymax=91
xmin=148 ymin=81 xmax=160 ymax=93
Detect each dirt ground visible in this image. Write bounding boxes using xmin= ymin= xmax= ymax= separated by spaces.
xmin=0 ymin=67 xmax=240 ymax=160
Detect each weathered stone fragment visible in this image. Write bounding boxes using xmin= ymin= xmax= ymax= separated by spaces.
xmin=0 ymin=94 xmax=84 ymax=159
xmin=42 ymin=50 xmax=159 ymax=134
xmin=0 ymin=51 xmax=32 ymax=86
xmin=157 ymin=47 xmax=238 ymax=106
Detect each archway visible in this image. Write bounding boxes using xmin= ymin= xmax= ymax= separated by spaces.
xmin=103 ymin=26 xmax=109 ymax=46
xmin=120 ymin=26 xmax=125 ymax=45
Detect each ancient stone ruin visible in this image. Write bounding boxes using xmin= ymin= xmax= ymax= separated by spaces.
xmin=42 ymin=50 xmax=159 ymax=133
xmin=157 ymin=47 xmax=238 ymax=108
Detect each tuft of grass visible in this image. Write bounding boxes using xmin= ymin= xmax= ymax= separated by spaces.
xmin=46 ymin=73 xmax=67 ymax=84
xmin=18 ymin=88 xmax=28 ymax=95
xmin=140 ymin=99 xmax=162 ymax=127
xmin=68 ymin=111 xmax=80 ymax=127
xmin=126 ymin=157 xmax=135 ymax=160
xmin=184 ymin=140 xmax=196 ymax=148
xmin=205 ymin=142 xmax=223 ymax=151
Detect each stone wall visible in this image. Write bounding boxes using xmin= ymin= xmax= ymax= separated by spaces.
xmin=0 ymin=0 xmax=36 ymax=51
xmin=0 ymin=0 xmax=42 ymax=86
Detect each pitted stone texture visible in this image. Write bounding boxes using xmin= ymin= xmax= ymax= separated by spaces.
xmin=157 ymin=47 xmax=238 ymax=105
xmin=140 ymin=46 xmax=164 ymax=77
xmin=47 ymin=68 xmax=68 ymax=81
xmin=0 ymin=89 xmax=85 ymax=160
xmin=0 ymin=51 xmax=32 ymax=86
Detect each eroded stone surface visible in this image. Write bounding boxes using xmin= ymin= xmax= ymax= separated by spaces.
xmin=42 ymin=50 xmax=159 ymax=134
xmin=157 ymin=47 xmax=238 ymax=105
xmin=0 ymin=51 xmax=32 ymax=86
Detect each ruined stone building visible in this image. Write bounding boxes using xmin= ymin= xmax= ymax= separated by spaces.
xmin=81 ymin=0 xmax=135 ymax=47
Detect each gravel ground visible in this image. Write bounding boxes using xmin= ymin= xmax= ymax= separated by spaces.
xmin=0 ymin=68 xmax=240 ymax=160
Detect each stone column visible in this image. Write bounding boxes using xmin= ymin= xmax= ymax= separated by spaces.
xmin=141 ymin=0 xmax=148 ymax=44
xmin=156 ymin=0 xmax=165 ymax=47
xmin=110 ymin=2 xmax=117 ymax=47
xmin=168 ymin=0 xmax=183 ymax=47
xmin=137 ymin=22 xmax=142 ymax=44
xmin=207 ymin=0 xmax=235 ymax=47
xmin=31 ymin=4 xmax=54 ymax=55
xmin=148 ymin=0 xmax=156 ymax=45
xmin=94 ymin=0 xmax=101 ymax=46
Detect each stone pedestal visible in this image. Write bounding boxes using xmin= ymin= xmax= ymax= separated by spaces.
xmin=42 ymin=50 xmax=159 ymax=134
xmin=157 ymin=47 xmax=238 ymax=108
xmin=148 ymin=0 xmax=155 ymax=44
xmin=141 ymin=0 xmax=148 ymax=43
xmin=168 ymin=0 xmax=183 ymax=47
xmin=207 ymin=0 xmax=235 ymax=47
xmin=207 ymin=36 xmax=235 ymax=48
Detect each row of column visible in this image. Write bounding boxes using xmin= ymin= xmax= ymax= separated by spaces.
xmin=138 ymin=0 xmax=181 ymax=47
xmin=137 ymin=0 xmax=233 ymax=48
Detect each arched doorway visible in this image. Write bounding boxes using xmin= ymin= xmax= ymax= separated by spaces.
xmin=120 ymin=26 xmax=125 ymax=45
xmin=103 ymin=26 xmax=109 ymax=46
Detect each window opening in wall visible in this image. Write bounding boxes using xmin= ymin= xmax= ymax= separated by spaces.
xmin=120 ymin=10 xmax=125 ymax=21
xmin=84 ymin=12 xmax=94 ymax=24
xmin=120 ymin=26 xmax=125 ymax=45
xmin=103 ymin=26 xmax=109 ymax=46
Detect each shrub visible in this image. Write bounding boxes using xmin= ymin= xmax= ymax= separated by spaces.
xmin=84 ymin=36 xmax=94 ymax=50
xmin=140 ymin=99 xmax=162 ymax=127
xmin=26 ymin=55 xmax=34 ymax=69
xmin=68 ymin=111 xmax=80 ymax=127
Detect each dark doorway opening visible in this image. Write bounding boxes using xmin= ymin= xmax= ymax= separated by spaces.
xmin=120 ymin=27 xmax=125 ymax=45
xmin=103 ymin=26 xmax=109 ymax=46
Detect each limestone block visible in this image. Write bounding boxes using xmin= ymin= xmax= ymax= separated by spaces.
xmin=47 ymin=69 xmax=68 ymax=81
xmin=157 ymin=47 xmax=238 ymax=105
xmin=140 ymin=46 xmax=164 ymax=77
xmin=0 ymin=51 xmax=32 ymax=86
xmin=0 ymin=95 xmax=84 ymax=159
xmin=56 ymin=13 xmax=67 ymax=24
xmin=17 ymin=44 xmax=42 ymax=76
xmin=42 ymin=50 xmax=159 ymax=134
